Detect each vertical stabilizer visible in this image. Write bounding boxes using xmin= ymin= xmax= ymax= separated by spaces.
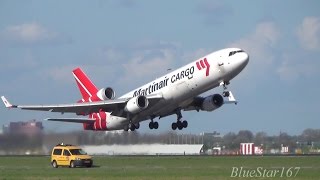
xmin=72 ymin=68 xmax=98 ymax=100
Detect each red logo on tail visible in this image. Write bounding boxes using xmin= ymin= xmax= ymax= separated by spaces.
xmin=72 ymin=68 xmax=98 ymax=101
xmin=196 ymin=58 xmax=210 ymax=77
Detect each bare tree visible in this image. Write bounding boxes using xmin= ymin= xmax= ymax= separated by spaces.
xmin=254 ymin=131 xmax=268 ymax=145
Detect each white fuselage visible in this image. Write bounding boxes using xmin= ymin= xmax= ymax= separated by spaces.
xmin=106 ymin=48 xmax=249 ymax=130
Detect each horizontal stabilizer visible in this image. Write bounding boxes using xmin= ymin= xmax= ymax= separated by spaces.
xmin=45 ymin=118 xmax=95 ymax=123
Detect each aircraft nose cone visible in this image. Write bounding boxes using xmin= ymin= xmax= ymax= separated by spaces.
xmin=234 ymin=52 xmax=249 ymax=73
xmin=243 ymin=52 xmax=249 ymax=67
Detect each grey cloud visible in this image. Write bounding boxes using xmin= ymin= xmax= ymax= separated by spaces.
xmin=296 ymin=16 xmax=320 ymax=51
xmin=277 ymin=17 xmax=320 ymax=81
xmin=229 ymin=21 xmax=280 ymax=78
xmin=277 ymin=50 xmax=320 ymax=82
xmin=30 ymin=40 xmax=182 ymax=96
xmin=0 ymin=22 xmax=72 ymax=47
xmin=228 ymin=19 xmax=320 ymax=82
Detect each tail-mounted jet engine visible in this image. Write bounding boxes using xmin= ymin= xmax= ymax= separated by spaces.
xmin=96 ymin=87 xmax=115 ymax=100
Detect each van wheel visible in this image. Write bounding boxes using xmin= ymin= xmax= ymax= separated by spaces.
xmin=52 ymin=160 xmax=58 ymax=168
xmin=70 ymin=160 xmax=75 ymax=168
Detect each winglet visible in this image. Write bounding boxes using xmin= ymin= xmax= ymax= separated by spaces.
xmin=1 ymin=96 xmax=16 ymax=108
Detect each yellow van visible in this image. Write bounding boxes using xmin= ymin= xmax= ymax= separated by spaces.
xmin=51 ymin=143 xmax=93 ymax=168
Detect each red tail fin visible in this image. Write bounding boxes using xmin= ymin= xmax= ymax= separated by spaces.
xmin=72 ymin=68 xmax=98 ymax=100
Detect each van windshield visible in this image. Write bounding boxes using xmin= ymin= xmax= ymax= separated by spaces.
xmin=69 ymin=149 xmax=87 ymax=155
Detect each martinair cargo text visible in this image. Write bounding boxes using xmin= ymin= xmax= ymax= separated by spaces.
xmin=1 ymin=48 xmax=249 ymax=131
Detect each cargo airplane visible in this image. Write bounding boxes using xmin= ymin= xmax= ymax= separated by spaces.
xmin=1 ymin=48 xmax=249 ymax=131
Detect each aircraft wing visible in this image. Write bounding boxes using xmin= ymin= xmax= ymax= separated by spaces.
xmin=1 ymin=94 xmax=163 ymax=116
xmin=1 ymin=96 xmax=128 ymax=115
xmin=45 ymin=118 xmax=95 ymax=123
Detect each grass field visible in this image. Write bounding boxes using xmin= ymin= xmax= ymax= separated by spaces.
xmin=0 ymin=155 xmax=320 ymax=180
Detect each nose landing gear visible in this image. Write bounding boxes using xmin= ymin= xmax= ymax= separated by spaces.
xmin=220 ymin=81 xmax=238 ymax=105
xmin=222 ymin=91 xmax=230 ymax=97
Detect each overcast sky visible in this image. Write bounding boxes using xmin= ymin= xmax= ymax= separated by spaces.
xmin=0 ymin=0 xmax=319 ymax=135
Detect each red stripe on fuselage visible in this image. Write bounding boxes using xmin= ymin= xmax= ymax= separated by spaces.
xmin=100 ymin=111 xmax=107 ymax=130
xmin=90 ymin=112 xmax=108 ymax=130
xmin=92 ymin=113 xmax=101 ymax=130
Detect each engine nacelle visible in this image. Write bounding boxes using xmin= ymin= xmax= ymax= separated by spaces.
xmin=96 ymin=87 xmax=115 ymax=100
xmin=124 ymin=96 xmax=149 ymax=114
xmin=201 ymin=94 xmax=224 ymax=112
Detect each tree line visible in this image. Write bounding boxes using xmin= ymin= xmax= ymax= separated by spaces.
xmin=0 ymin=128 xmax=320 ymax=154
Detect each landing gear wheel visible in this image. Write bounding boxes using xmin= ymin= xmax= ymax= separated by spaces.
xmin=182 ymin=120 xmax=188 ymax=128
xmin=149 ymin=122 xmax=154 ymax=129
xmin=130 ymin=124 xmax=136 ymax=131
xmin=177 ymin=121 xmax=183 ymax=130
xmin=153 ymin=122 xmax=159 ymax=129
xmin=128 ymin=123 xmax=136 ymax=131
xmin=172 ymin=109 xmax=187 ymax=130
xmin=149 ymin=121 xmax=159 ymax=130
xmin=134 ymin=123 xmax=140 ymax=129
xmin=124 ymin=126 xmax=129 ymax=131
xmin=171 ymin=122 xmax=177 ymax=130
xmin=223 ymin=91 xmax=230 ymax=97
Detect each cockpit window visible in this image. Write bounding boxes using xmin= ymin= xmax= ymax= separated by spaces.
xmin=229 ymin=51 xmax=236 ymax=56
xmin=229 ymin=50 xmax=244 ymax=56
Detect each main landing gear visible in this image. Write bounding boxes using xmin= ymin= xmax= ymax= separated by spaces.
xmin=171 ymin=109 xmax=188 ymax=130
xmin=124 ymin=122 xmax=140 ymax=131
xmin=149 ymin=116 xmax=159 ymax=129
xmin=149 ymin=120 xmax=159 ymax=129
